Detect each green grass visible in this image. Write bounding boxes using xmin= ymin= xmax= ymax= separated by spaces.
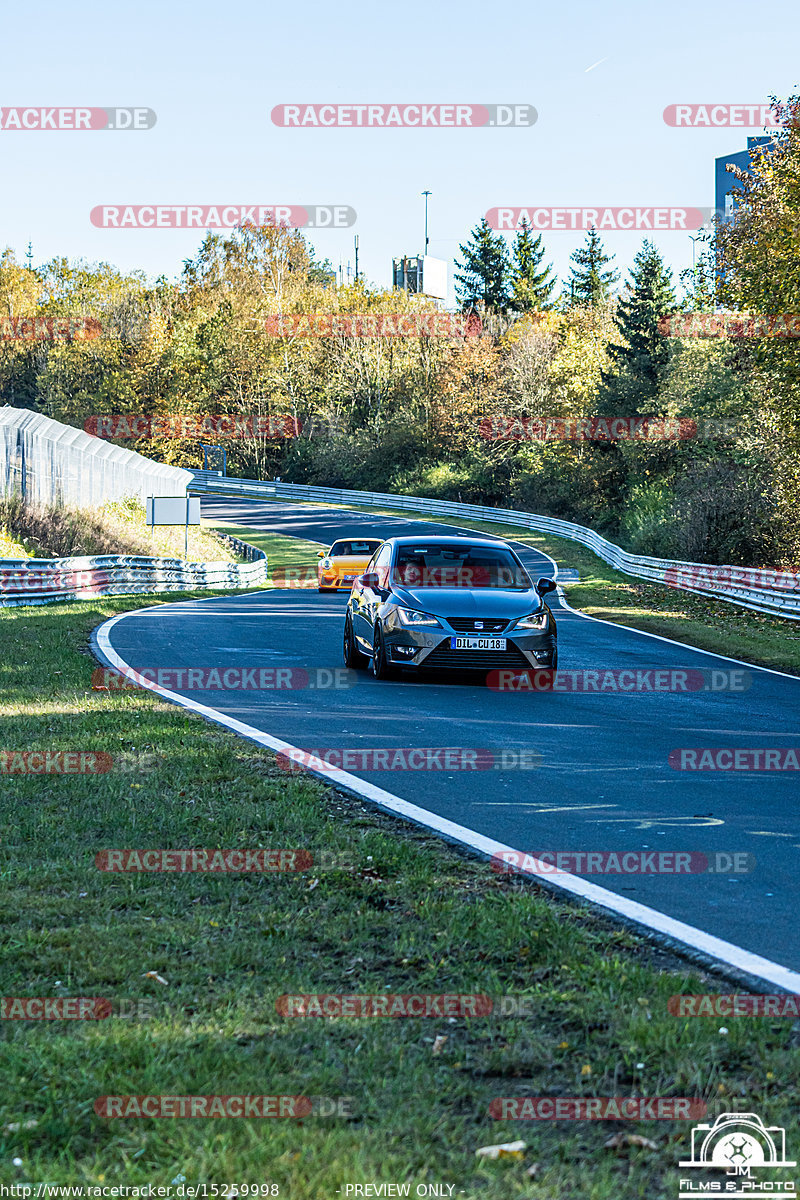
xmin=204 ymin=523 xmax=324 ymax=587
xmin=1 ymin=594 xmax=799 ymax=1195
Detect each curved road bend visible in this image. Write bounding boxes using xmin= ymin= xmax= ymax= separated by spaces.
xmin=95 ymin=498 xmax=800 ymax=977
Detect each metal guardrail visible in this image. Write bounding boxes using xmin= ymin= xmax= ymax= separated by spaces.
xmin=190 ymin=470 xmax=800 ymax=620
xmin=0 ymin=547 xmax=268 ymax=608
xmin=214 ymin=531 xmax=267 ymax=563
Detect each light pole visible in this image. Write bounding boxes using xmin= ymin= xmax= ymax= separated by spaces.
xmin=422 ymin=191 xmax=431 ymax=256
xmin=689 ymin=233 xmax=703 ymax=306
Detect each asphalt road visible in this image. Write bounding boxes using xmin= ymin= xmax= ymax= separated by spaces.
xmin=97 ymin=498 xmax=800 ymax=977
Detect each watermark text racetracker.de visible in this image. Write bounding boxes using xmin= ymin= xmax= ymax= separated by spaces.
xmin=1 ymin=996 xmax=162 ymax=1020
xmin=659 ymin=313 xmax=800 ymax=338
xmin=662 ymin=102 xmax=786 ymax=127
xmin=84 ymin=414 xmax=301 ymax=439
xmin=487 ymin=668 xmax=750 ymax=693
xmin=271 ymin=103 xmax=536 ymax=127
xmin=1 ymin=751 xmax=113 ymax=775
xmin=491 ymin=849 xmax=755 ymax=876
xmin=90 ymin=205 xmax=355 ymax=229
xmin=0 ymin=106 xmax=156 ymax=130
xmin=275 ymin=992 xmax=660 ymax=1019
xmin=486 ymin=207 xmax=710 ymax=231
xmin=1 ymin=750 xmax=160 ymax=776
xmin=1 ymin=316 xmax=102 ymax=341
xmin=479 ymin=416 xmax=744 ymax=442
xmin=490 ymin=1097 xmax=706 ymax=1120
xmin=276 ymin=747 xmax=540 ymax=772
xmin=665 ymin=564 xmax=800 ymax=593
xmin=669 ymin=993 xmax=800 ymax=1017
xmin=94 ymin=848 xmax=357 ymax=874
xmin=264 ymin=313 xmax=481 ymax=338
xmin=94 ymin=1094 xmax=353 ymax=1118
xmin=479 ymin=416 xmax=697 ymax=441
xmin=669 ymin=747 xmax=800 ymax=771
xmin=91 ymin=666 xmax=357 ymax=692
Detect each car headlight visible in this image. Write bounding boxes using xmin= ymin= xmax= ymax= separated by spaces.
xmin=513 ymin=611 xmax=549 ymax=631
xmin=320 ymin=558 xmax=331 ymax=569
xmin=397 ymin=606 xmax=441 ymax=627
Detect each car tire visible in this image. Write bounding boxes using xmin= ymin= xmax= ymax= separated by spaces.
xmin=370 ymin=626 xmax=396 ymax=680
xmin=343 ymin=614 xmax=368 ymax=669
xmin=550 ymin=647 xmax=558 ymax=670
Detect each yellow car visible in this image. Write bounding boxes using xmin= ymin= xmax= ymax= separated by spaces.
xmin=317 ymin=538 xmax=383 ymax=592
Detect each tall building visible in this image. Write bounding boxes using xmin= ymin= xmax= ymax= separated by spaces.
xmin=715 ymin=136 xmax=773 ymax=222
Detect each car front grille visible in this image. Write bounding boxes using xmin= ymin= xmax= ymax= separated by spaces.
xmin=420 ymin=643 xmax=531 ymax=671
xmin=446 ymin=617 xmax=510 ymax=633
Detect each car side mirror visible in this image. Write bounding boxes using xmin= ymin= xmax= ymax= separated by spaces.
xmin=317 ymin=550 xmax=327 ymax=558
xmin=536 ymin=577 xmax=557 ymax=595
xmin=358 ymin=572 xmax=380 ymax=588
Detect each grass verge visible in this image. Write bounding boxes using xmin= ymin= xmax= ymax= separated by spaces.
xmin=1 ymin=593 xmax=798 ymax=1195
xmin=204 ymin=524 xmax=324 ymax=586
xmin=0 ymin=496 xmax=238 ymax=563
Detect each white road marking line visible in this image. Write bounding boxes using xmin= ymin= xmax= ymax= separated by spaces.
xmin=475 ymin=803 xmax=618 ymax=811
xmin=593 ymin=817 xmax=725 ymax=828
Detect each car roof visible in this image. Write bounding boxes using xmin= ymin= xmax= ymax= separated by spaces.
xmin=384 ymin=535 xmax=512 ymax=549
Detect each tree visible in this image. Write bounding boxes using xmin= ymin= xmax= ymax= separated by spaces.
xmin=679 ymin=227 xmax=717 ymax=311
xmin=562 ymin=227 xmax=619 ymax=307
xmin=601 ymin=240 xmax=676 ymax=410
xmin=509 ymin=221 xmax=555 ymax=312
xmin=712 ymin=93 xmax=800 ymax=562
xmin=454 ymin=218 xmax=510 ymax=313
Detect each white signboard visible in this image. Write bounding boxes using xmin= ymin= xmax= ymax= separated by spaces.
xmin=421 ymin=256 xmax=448 ymax=300
xmin=146 ymin=496 xmax=201 ymax=526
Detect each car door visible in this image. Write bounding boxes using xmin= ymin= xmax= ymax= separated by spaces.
xmin=352 ymin=545 xmax=383 ymax=648
xmin=354 ymin=543 xmax=392 ymax=650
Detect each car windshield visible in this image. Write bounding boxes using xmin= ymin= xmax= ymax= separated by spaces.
xmin=391 ymin=545 xmax=532 ymax=589
xmin=329 ymin=540 xmax=382 ymax=556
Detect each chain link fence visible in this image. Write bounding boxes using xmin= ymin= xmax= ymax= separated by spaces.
xmin=0 ymin=406 xmax=192 ymax=506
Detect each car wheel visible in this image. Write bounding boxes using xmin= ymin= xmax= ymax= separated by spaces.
xmin=343 ymin=614 xmax=368 ymax=669
xmin=370 ymin=626 xmax=396 ymax=680
xmin=550 ymin=647 xmax=558 ymax=670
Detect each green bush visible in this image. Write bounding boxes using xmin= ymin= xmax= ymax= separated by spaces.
xmin=618 ymin=480 xmax=677 ymax=556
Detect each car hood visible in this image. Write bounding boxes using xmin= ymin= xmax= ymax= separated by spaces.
xmin=326 ymin=556 xmax=371 ymax=568
xmin=390 ymin=587 xmax=543 ymax=619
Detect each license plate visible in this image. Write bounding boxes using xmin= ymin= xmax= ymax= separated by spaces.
xmin=341 ymin=575 xmax=355 ymax=582
xmin=450 ymin=637 xmax=507 ymax=650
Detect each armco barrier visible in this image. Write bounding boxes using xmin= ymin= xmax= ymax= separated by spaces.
xmin=0 ymin=548 xmax=268 ymax=608
xmin=190 ymin=470 xmax=800 ymax=620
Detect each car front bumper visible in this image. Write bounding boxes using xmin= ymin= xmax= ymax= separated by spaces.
xmin=319 ymin=572 xmax=360 ymax=590
xmin=380 ymin=619 xmax=557 ymax=670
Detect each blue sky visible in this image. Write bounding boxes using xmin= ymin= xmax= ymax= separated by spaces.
xmin=1 ymin=0 xmax=797 ymax=305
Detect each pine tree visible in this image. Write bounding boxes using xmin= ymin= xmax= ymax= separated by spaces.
xmin=601 ymin=240 xmax=676 ymax=409
xmin=509 ymin=220 xmax=556 ymax=312
xmin=562 ymin=227 xmax=619 ymax=307
xmin=454 ymin=218 xmax=511 ymax=313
